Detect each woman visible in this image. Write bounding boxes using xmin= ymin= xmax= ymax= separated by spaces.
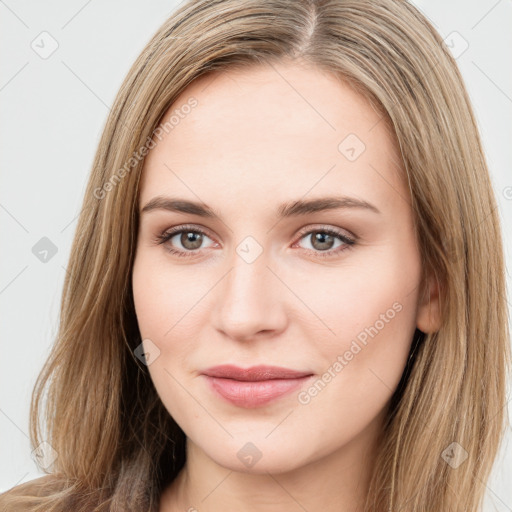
xmin=1 ymin=0 xmax=509 ymax=510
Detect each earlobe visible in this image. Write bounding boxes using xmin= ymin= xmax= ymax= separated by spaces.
xmin=416 ymin=272 xmax=442 ymax=334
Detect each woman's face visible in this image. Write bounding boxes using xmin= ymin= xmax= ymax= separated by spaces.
xmin=132 ymin=60 xmax=439 ymax=474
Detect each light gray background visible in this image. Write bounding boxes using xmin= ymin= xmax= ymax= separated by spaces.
xmin=1 ymin=0 xmax=511 ymax=509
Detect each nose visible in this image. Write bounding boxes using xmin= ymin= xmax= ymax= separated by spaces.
xmin=212 ymin=247 xmax=288 ymax=342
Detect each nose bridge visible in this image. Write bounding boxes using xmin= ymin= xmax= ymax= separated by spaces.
xmin=228 ymin=240 xmax=268 ymax=297
xmin=213 ymin=237 xmax=286 ymax=339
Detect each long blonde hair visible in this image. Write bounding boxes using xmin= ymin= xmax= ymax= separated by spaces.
xmin=1 ymin=0 xmax=509 ymax=510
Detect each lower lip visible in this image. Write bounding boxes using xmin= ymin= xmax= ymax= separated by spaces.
xmin=203 ymin=375 xmax=313 ymax=408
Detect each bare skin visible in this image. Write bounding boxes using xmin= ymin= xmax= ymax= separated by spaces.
xmin=131 ymin=59 xmax=441 ymax=512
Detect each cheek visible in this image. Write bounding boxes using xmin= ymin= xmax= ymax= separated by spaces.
xmin=132 ymin=252 xmax=203 ymax=423
xmin=296 ymin=247 xmax=421 ymax=413
xmin=129 ymin=236 xmax=422 ymax=468
xmin=131 ymin=249 xmax=212 ymax=391
xmin=132 ymin=249 xmax=204 ymax=339
xmin=288 ymin=250 xmax=419 ymax=348
xmin=290 ymin=296 xmax=417 ymax=456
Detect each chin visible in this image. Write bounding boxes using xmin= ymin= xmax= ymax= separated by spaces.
xmin=199 ymin=438 xmax=312 ymax=475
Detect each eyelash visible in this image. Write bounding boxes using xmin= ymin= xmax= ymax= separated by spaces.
xmin=154 ymin=224 xmax=356 ymax=260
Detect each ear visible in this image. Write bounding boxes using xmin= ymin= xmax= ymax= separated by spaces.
xmin=416 ymin=271 xmax=442 ymax=333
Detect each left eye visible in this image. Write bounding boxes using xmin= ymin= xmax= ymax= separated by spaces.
xmin=155 ymin=225 xmax=355 ymax=259
xmin=295 ymin=229 xmax=353 ymax=253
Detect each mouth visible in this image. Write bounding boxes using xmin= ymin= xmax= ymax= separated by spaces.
xmin=201 ymin=364 xmax=314 ymax=408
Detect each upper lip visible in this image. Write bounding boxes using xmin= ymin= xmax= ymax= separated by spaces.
xmin=202 ymin=364 xmax=313 ymax=381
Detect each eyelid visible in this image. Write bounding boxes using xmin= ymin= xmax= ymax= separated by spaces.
xmin=155 ymin=222 xmax=356 ymax=258
xmin=158 ymin=223 xmax=354 ymax=242
xmin=156 ymin=223 xmax=219 ymax=247
xmin=293 ymin=224 xmax=356 ymax=244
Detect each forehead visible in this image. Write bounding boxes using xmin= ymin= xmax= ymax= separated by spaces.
xmin=140 ymin=61 xmax=407 ymax=217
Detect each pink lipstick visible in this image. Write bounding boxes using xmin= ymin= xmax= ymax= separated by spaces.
xmin=202 ymin=364 xmax=313 ymax=408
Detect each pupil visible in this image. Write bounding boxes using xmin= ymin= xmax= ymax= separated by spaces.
xmin=313 ymin=232 xmax=334 ymax=250
xmin=177 ymin=231 xmax=336 ymax=252
xmin=182 ymin=232 xmax=202 ymax=249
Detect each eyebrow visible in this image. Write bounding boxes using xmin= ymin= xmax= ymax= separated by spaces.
xmin=140 ymin=195 xmax=381 ymax=218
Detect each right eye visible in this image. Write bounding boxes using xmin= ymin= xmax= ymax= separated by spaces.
xmin=155 ymin=225 xmax=218 ymax=258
